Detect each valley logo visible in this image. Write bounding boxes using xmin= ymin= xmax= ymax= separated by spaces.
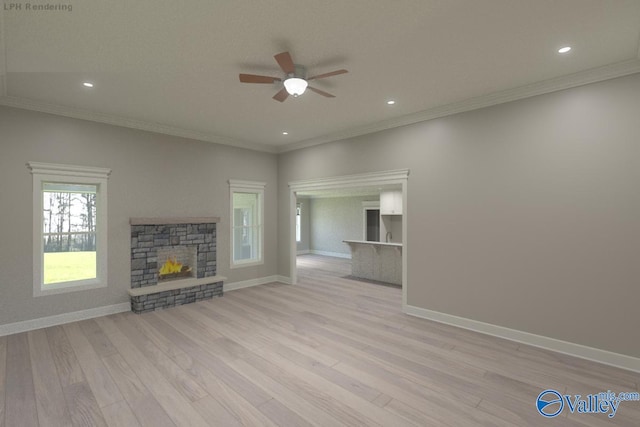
xmin=536 ymin=389 xmax=639 ymax=418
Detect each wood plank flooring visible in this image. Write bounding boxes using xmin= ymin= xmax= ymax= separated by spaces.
xmin=1 ymin=254 xmax=638 ymax=426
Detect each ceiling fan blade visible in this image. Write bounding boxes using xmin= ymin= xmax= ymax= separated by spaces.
xmin=307 ymin=69 xmax=348 ymax=81
xmin=308 ymin=86 xmax=336 ymax=98
xmin=272 ymin=88 xmax=289 ymax=102
xmin=239 ymin=74 xmax=281 ymax=83
xmin=274 ymin=51 xmax=295 ymax=74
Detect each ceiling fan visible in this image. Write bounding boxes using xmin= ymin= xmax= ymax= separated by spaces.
xmin=239 ymin=51 xmax=348 ymax=102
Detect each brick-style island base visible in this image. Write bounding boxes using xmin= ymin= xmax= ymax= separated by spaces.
xmin=129 ymin=217 xmax=224 ymax=313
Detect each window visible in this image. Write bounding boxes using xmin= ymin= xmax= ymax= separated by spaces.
xmin=229 ymin=180 xmax=265 ymax=268
xmin=296 ymin=203 xmax=302 ymax=242
xmin=28 ymin=162 xmax=110 ymax=296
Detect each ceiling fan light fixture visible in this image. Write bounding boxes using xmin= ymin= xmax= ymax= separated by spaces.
xmin=239 ymin=51 xmax=346 ymax=101
xmin=284 ymin=77 xmax=308 ymax=96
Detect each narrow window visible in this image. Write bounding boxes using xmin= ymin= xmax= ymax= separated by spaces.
xmin=229 ymin=180 xmax=265 ymax=268
xmin=296 ymin=203 xmax=302 ymax=242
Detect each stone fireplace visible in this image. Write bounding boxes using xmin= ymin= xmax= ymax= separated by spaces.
xmin=128 ymin=217 xmax=225 ymax=313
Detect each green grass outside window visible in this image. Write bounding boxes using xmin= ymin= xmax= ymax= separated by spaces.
xmin=44 ymin=251 xmax=97 ymax=284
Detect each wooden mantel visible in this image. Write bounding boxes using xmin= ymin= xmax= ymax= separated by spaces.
xmin=129 ymin=217 xmax=220 ymax=225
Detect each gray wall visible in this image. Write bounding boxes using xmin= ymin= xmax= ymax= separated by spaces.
xmin=278 ymin=73 xmax=640 ymax=358
xmin=296 ymin=198 xmax=311 ymax=253
xmin=309 ymin=196 xmax=375 ymax=256
xmin=0 ymin=106 xmax=278 ymax=326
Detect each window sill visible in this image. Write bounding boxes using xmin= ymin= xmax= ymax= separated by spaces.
xmin=34 ymin=278 xmax=107 ymax=297
xmin=230 ymin=260 xmax=264 ymax=269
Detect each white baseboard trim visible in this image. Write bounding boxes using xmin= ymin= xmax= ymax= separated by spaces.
xmin=0 ymin=302 xmax=130 ymax=337
xmin=224 ymin=276 xmax=278 ymax=292
xmin=297 ymin=250 xmax=310 ymax=255
xmin=224 ymin=275 xmax=292 ymax=292
xmin=0 ymin=275 xmax=297 ymax=336
xmin=310 ymin=250 xmax=352 ymax=259
xmin=404 ymin=304 xmax=640 ymax=374
xmin=276 ymin=275 xmax=292 ymax=285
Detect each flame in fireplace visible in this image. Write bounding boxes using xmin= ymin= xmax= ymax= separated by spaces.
xmin=159 ymin=256 xmax=184 ymax=276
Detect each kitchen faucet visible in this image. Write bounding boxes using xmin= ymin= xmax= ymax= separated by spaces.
xmin=385 ymin=231 xmax=392 ymax=243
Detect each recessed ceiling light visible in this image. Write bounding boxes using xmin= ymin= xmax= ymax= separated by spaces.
xmin=558 ymin=46 xmax=571 ymax=54
xmin=282 ymin=131 xmax=289 ymax=135
xmin=82 ymin=82 xmax=94 ymax=88
xmin=386 ymin=100 xmax=396 ymax=105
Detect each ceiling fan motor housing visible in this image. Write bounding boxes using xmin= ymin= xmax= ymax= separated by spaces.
xmin=288 ymin=65 xmax=307 ymax=81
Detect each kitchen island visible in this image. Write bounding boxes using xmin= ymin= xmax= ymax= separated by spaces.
xmin=343 ymin=240 xmax=402 ymax=286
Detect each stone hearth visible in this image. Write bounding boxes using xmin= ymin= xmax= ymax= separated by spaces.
xmin=128 ymin=217 xmax=225 ymax=313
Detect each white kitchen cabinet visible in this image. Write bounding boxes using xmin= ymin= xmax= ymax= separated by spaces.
xmin=380 ymin=190 xmax=402 ymax=215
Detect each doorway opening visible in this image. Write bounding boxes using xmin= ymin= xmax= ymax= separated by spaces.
xmin=288 ymin=169 xmax=409 ymax=308
xmin=365 ymin=208 xmax=380 ymax=242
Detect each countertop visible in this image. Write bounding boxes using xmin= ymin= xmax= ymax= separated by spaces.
xmin=343 ymin=240 xmax=402 ymax=248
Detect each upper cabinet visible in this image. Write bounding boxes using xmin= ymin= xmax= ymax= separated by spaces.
xmin=380 ymin=190 xmax=402 ymax=215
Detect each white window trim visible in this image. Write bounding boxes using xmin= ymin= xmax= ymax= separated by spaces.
xmin=27 ymin=162 xmax=111 ymax=297
xmin=296 ymin=203 xmax=302 ymax=243
xmin=229 ymin=179 xmax=266 ymax=269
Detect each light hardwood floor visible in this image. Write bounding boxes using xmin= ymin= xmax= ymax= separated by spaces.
xmin=1 ymin=254 xmax=638 ymax=426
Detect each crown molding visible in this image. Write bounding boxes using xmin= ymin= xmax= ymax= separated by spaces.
xmin=0 ymin=96 xmax=279 ymax=153
xmin=1 ymin=59 xmax=639 ymax=155
xmin=278 ymin=59 xmax=640 ymax=153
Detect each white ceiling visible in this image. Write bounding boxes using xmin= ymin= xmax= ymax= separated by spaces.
xmin=1 ymin=1 xmax=639 ymax=153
